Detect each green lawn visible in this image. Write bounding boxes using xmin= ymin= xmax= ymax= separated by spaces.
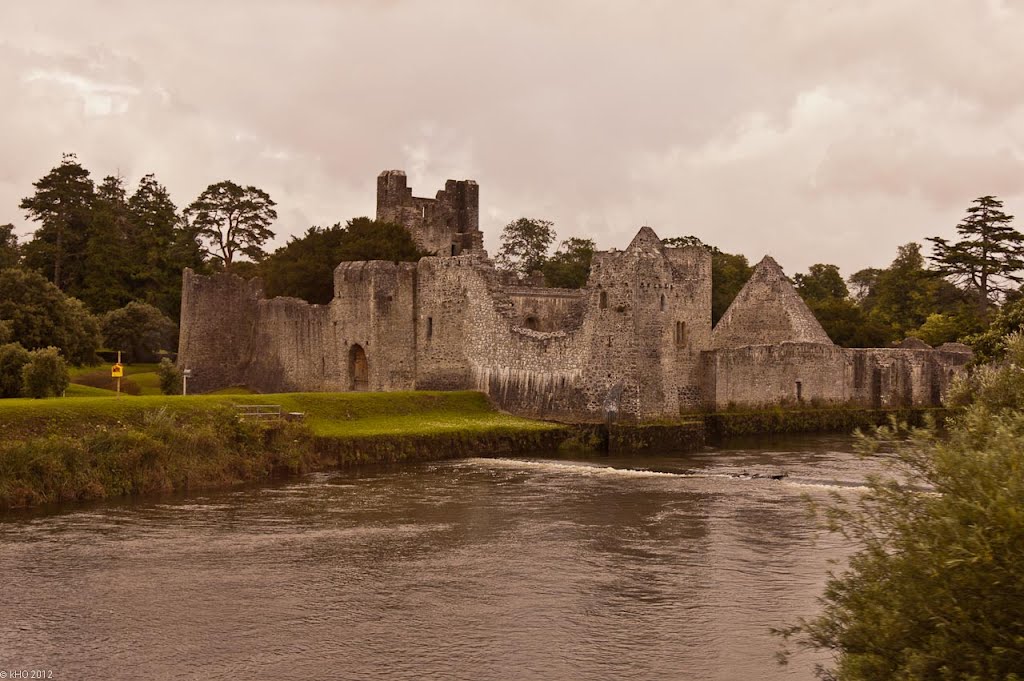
xmin=0 ymin=390 xmax=560 ymax=440
xmin=68 ymin=362 xmax=163 ymax=396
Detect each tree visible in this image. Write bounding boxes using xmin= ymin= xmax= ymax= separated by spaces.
xmin=21 ymin=347 xmax=69 ymax=399
xmin=0 ymin=223 xmax=19 ymax=269
xmin=777 ymin=336 xmax=1024 ymax=679
xmin=0 ymin=267 xmax=100 ymax=365
xmin=928 ymin=195 xmax=1024 ymax=311
xmin=0 ymin=342 xmax=30 ymax=398
xmin=19 ymin=153 xmax=95 ymax=292
xmin=495 ymin=218 xmax=555 ymax=277
xmin=793 ymin=263 xmax=890 ymax=347
xmin=855 ymin=243 xmax=970 ymax=343
xmin=794 ymin=264 xmax=849 ymax=301
xmin=100 ymin=301 xmax=178 ymax=363
xmin=80 ymin=175 xmax=135 ymax=313
xmin=261 ymin=218 xmax=427 ymax=304
xmin=129 ymin=173 xmax=199 ymax=319
xmin=541 ymin=237 xmax=595 ymax=288
xmin=185 ymin=181 xmax=277 ymax=268
xmin=962 ymin=297 xmax=1024 ymax=363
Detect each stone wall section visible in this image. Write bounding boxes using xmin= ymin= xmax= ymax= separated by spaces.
xmin=701 ymin=342 xmax=971 ymax=409
xmin=331 ymin=261 xmax=418 ymax=391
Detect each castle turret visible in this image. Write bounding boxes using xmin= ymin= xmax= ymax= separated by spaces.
xmin=375 ymin=170 xmax=484 ymax=257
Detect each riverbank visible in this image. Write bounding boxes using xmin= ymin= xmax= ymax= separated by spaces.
xmin=0 ymin=391 xmax=570 ymax=510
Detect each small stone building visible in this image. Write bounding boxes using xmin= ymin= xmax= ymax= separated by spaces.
xmin=177 ymin=171 xmax=971 ymax=422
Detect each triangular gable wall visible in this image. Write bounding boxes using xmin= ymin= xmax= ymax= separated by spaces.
xmin=712 ymin=256 xmax=833 ymax=349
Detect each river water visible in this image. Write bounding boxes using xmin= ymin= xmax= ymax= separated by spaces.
xmin=0 ymin=435 xmax=877 ymax=680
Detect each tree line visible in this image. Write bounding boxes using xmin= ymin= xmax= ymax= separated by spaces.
xmin=0 ymin=153 xmax=426 ymax=396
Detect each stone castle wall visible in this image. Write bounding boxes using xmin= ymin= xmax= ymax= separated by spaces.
xmin=177 ymin=171 xmax=973 ymax=421
xmin=701 ymin=343 xmax=971 ymax=409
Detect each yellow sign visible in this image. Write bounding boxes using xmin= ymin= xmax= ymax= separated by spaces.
xmin=111 ymin=363 xmax=124 ymax=378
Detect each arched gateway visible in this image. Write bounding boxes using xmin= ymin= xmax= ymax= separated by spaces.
xmin=349 ymin=344 xmax=368 ymax=391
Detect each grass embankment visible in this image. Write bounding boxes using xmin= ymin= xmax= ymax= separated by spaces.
xmin=0 ymin=391 xmax=567 ymax=510
xmin=69 ymin=362 xmax=163 ymax=396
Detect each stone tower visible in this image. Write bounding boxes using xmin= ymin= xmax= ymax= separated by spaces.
xmin=376 ymin=170 xmax=483 ymax=256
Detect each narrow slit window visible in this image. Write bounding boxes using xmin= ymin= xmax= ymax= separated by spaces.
xmin=675 ymin=321 xmax=686 ymax=346
xmin=600 ymin=291 xmax=608 ymax=309
xmin=660 ymin=294 xmax=666 ymax=311
xmin=796 ymin=381 xmax=803 ymax=401
xmin=426 ymin=317 xmax=433 ymax=340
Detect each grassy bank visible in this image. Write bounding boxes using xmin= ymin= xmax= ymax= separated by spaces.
xmin=0 ymin=391 xmax=567 ymax=510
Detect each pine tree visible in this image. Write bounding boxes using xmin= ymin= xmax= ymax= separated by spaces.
xmin=19 ymin=153 xmax=95 ymax=292
xmin=928 ymin=196 xmax=1024 ymax=311
xmin=184 ymin=181 xmax=277 ymax=269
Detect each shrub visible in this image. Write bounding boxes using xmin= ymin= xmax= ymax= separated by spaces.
xmin=21 ymin=347 xmax=70 ymax=399
xmin=101 ymin=301 xmax=177 ymax=363
xmin=777 ymin=334 xmax=1024 ymax=679
xmin=0 ymin=342 xmax=30 ymax=397
xmin=158 ymin=358 xmax=182 ymax=395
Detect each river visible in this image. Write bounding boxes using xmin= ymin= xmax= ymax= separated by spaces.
xmin=0 ymin=434 xmax=878 ymax=680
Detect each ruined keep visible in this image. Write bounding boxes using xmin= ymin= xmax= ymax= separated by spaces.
xmin=178 ymin=171 xmax=972 ymax=423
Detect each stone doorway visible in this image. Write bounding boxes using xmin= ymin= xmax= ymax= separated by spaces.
xmin=350 ymin=344 xmax=368 ymax=391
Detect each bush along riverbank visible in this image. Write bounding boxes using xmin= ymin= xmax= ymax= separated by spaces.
xmin=702 ymin=405 xmax=954 ymax=441
xmin=0 ymin=391 xmax=572 ymax=510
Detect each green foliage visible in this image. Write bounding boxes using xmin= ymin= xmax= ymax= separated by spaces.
xmin=806 ymin=298 xmax=892 ymax=348
xmin=129 ymin=173 xmax=201 ymax=319
xmin=792 ymin=263 xmax=889 ymax=347
xmin=79 ymin=175 xmax=135 ymax=312
xmin=495 ymin=217 xmax=555 ymax=277
xmin=157 ymin=358 xmax=181 ymax=395
xmin=100 ymin=302 xmax=177 ymax=363
xmin=0 ymin=320 xmax=11 ymax=344
xmin=777 ymin=338 xmax=1024 ymax=680
xmin=0 ymin=342 xmax=30 ymax=398
xmin=541 ymin=237 xmax=595 ymax=288
xmin=852 ymin=243 xmax=970 ymax=344
xmin=19 ymin=153 xmax=95 ymax=293
xmin=962 ymin=298 xmax=1024 ymax=363
xmin=21 ymin=347 xmax=69 ymax=399
xmin=0 ymin=267 xmax=100 ymax=364
xmin=0 ymin=223 xmax=19 ymax=270
xmin=185 ymin=180 xmax=277 ymax=268
xmin=795 ymin=263 xmax=849 ymax=301
xmin=911 ymin=311 xmax=980 ymax=347
xmin=711 ymin=251 xmax=753 ymax=324
xmin=261 ymin=218 xmax=427 ymax=303
xmin=928 ymin=195 xmax=1024 ymax=309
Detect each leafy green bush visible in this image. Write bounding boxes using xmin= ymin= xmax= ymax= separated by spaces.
xmin=101 ymin=301 xmax=177 ymax=363
xmin=21 ymin=347 xmax=70 ymax=399
xmin=157 ymin=358 xmax=181 ymax=395
xmin=0 ymin=342 xmax=30 ymax=397
xmin=777 ymin=335 xmax=1024 ymax=680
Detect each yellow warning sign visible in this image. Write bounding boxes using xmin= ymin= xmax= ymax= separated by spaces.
xmin=111 ymin=363 xmax=124 ymax=378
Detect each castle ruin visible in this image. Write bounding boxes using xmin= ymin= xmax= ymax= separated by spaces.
xmin=177 ymin=171 xmax=972 ymax=422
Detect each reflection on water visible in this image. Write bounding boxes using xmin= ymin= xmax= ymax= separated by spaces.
xmin=0 ymin=434 xmax=873 ymax=680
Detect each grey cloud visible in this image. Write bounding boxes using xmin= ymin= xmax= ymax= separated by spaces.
xmin=1 ymin=0 xmax=1023 ymax=275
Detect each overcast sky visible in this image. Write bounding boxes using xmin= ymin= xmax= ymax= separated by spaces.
xmin=3 ymin=0 xmax=1024 ymax=277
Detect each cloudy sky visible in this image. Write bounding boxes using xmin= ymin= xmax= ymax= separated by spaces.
xmin=3 ymin=0 xmax=1024 ymax=277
